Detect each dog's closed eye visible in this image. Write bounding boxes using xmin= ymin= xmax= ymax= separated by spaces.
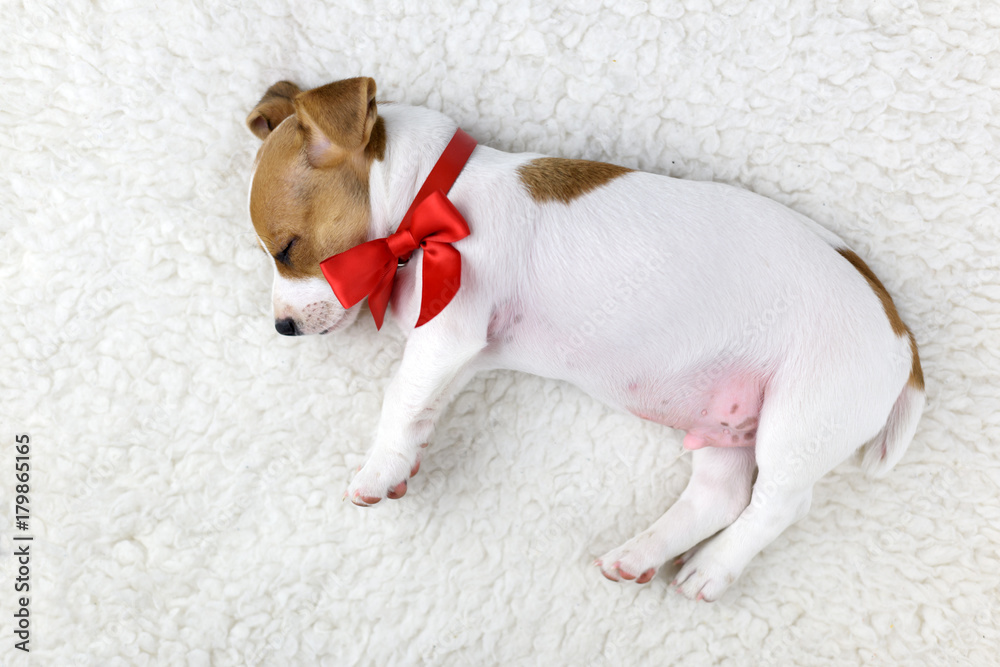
xmin=275 ymin=237 xmax=297 ymax=267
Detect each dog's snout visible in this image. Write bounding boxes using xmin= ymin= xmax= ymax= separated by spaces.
xmin=275 ymin=318 xmax=300 ymax=336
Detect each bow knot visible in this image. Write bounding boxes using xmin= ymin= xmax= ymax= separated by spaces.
xmin=385 ymin=229 xmax=417 ymax=259
xmin=320 ymin=190 xmax=470 ymax=329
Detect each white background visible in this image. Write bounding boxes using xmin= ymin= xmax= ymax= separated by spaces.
xmin=2 ymin=0 xmax=998 ymax=664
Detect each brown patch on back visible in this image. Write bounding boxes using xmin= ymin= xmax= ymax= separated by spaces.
xmin=906 ymin=330 xmax=924 ymax=390
xmin=837 ymin=248 xmax=907 ymax=337
xmin=518 ymin=157 xmax=632 ymax=204
xmin=837 ymin=248 xmax=924 ymax=390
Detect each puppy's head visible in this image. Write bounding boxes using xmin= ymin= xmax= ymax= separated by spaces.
xmin=246 ymin=78 xmax=386 ymax=335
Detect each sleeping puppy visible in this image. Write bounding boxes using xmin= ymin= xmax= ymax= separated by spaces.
xmin=243 ymin=77 xmax=924 ymax=600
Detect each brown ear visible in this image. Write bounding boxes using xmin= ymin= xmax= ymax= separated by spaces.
xmin=293 ymin=77 xmax=378 ymax=167
xmin=246 ymin=81 xmax=302 ymax=140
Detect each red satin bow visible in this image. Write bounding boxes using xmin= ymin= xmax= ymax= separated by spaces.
xmin=321 ymin=129 xmax=476 ymax=329
xmin=321 ymin=191 xmax=470 ymax=329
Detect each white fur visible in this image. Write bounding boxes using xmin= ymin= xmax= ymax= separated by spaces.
xmin=264 ymin=102 xmax=923 ymax=600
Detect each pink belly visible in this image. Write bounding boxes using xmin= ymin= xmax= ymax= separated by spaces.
xmin=629 ymin=373 xmax=765 ymax=449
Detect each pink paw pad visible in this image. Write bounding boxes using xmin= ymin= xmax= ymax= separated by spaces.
xmin=636 ymin=568 xmax=656 ymax=584
xmin=596 ymin=560 xmax=656 ymax=584
xmin=617 ymin=562 xmax=636 ymax=580
xmin=386 ymin=480 xmax=407 ymax=499
xmin=353 ymin=492 xmax=382 ymax=506
xmin=616 ymin=565 xmax=656 ymax=584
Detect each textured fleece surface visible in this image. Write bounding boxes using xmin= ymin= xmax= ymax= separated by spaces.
xmin=2 ymin=1 xmax=999 ymax=665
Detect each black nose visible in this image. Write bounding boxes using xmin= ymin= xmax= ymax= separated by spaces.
xmin=275 ymin=318 xmax=300 ymax=336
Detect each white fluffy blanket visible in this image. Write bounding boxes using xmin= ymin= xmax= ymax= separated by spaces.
xmin=4 ymin=1 xmax=998 ymax=664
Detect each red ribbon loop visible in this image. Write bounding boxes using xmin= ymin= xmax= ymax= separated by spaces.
xmin=319 ymin=129 xmax=477 ymax=330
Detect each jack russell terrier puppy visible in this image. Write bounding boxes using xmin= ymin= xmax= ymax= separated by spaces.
xmin=244 ymin=77 xmax=924 ymax=601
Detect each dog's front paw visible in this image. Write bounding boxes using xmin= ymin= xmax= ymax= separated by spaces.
xmin=346 ymin=448 xmax=422 ymax=507
xmin=595 ymin=536 xmax=662 ymax=584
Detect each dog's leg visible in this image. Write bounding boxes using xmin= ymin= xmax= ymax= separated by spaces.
xmin=347 ymin=328 xmax=485 ymax=506
xmin=671 ymin=381 xmax=865 ymax=601
xmin=671 ymin=470 xmax=813 ymax=601
xmin=596 ymin=446 xmax=756 ymax=583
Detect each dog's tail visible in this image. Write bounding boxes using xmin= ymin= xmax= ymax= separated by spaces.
xmin=861 ymin=333 xmax=925 ymax=477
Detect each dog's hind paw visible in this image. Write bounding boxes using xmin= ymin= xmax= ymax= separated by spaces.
xmin=671 ymin=544 xmax=739 ymax=602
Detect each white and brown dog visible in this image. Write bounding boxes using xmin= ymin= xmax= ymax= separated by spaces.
xmin=244 ymin=77 xmax=924 ymax=600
